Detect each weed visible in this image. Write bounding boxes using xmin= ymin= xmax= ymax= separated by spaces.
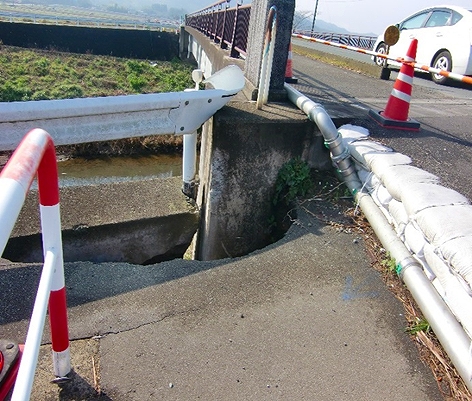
xmin=274 ymin=158 xmax=312 ymax=206
xmin=406 ymin=317 xmax=431 ymax=335
xmin=380 ymin=252 xmax=397 ymax=273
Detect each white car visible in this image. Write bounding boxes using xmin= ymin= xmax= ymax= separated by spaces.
xmin=372 ymin=5 xmax=472 ymax=84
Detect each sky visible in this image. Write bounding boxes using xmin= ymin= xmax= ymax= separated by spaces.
xmin=295 ymin=0 xmax=472 ymax=35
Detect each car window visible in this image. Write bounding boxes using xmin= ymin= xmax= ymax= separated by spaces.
xmin=400 ymin=11 xmax=430 ymax=30
xmin=425 ymin=10 xmax=451 ymax=27
xmin=451 ymin=11 xmax=464 ymax=25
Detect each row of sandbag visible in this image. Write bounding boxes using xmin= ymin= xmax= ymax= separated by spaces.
xmin=338 ymin=124 xmax=472 ymax=339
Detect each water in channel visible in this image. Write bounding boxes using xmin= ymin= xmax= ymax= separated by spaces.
xmin=55 ymin=154 xmax=183 ymax=187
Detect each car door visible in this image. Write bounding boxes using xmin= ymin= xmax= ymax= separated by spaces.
xmin=416 ymin=9 xmax=454 ymax=66
xmin=389 ymin=10 xmax=432 ymax=61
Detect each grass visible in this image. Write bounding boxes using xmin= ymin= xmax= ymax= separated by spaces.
xmin=0 ymin=45 xmax=194 ymax=101
xmin=292 ymin=43 xmax=381 ymax=79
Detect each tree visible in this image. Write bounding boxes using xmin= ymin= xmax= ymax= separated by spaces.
xmin=292 ymin=10 xmax=313 ymax=32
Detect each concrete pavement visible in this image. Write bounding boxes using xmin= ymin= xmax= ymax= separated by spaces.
xmin=1 ymin=196 xmax=443 ymax=400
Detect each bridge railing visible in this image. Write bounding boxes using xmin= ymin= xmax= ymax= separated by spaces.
xmin=0 ymin=129 xmax=70 ymax=400
xmin=293 ymin=30 xmax=376 ymax=50
xmin=185 ymin=0 xmax=251 ymax=58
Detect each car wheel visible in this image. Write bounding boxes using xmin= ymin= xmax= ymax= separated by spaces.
xmin=431 ymin=51 xmax=452 ymax=85
xmin=374 ymin=43 xmax=387 ymax=67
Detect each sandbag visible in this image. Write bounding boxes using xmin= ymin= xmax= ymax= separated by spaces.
xmin=438 ymin=236 xmax=472 ymax=290
xmin=347 ymin=140 xmax=392 ymax=166
xmin=388 ymin=199 xmax=409 ymax=235
xmin=404 ymin=221 xmax=427 ymax=258
xmin=367 ymin=152 xmax=412 ymax=178
xmin=415 ymin=204 xmax=472 ymax=245
xmin=401 ymin=183 xmax=469 ymax=216
xmin=338 ymin=124 xmax=370 ymax=144
xmin=379 ymin=165 xmax=439 ymax=202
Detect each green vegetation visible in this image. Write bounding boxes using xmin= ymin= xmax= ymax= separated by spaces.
xmin=0 ymin=46 xmax=195 ymax=102
xmin=380 ymin=252 xmax=397 ymax=273
xmin=406 ymin=317 xmax=431 ymax=335
xmin=292 ymin=44 xmax=381 ymax=78
xmin=274 ymin=158 xmax=313 ymax=206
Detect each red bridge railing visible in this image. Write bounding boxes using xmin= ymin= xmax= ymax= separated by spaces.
xmin=185 ymin=0 xmax=251 ymax=58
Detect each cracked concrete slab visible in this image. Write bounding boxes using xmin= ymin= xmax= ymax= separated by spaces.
xmin=0 ymin=199 xmax=443 ymax=400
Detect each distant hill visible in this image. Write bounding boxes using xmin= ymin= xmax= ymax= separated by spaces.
xmin=296 ymin=15 xmax=376 ymax=37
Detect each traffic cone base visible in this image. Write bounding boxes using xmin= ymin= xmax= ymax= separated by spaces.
xmin=369 ymin=109 xmax=420 ymax=131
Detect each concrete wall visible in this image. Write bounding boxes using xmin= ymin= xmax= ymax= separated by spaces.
xmin=0 ymin=21 xmax=179 ymax=60
xmin=194 ymin=102 xmax=330 ymax=261
xmin=4 ymin=177 xmax=199 ymax=265
xmin=182 ymin=5 xmax=331 ymax=261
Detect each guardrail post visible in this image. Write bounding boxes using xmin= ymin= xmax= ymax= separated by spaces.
xmin=245 ymin=0 xmax=295 ymax=101
xmin=229 ymin=2 xmax=242 ymax=57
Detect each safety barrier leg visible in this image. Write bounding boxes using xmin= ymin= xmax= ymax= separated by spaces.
xmin=0 ymin=129 xmax=70 ymax=400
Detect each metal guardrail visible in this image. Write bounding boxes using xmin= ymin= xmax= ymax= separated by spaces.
xmin=185 ymin=0 xmax=251 ymax=58
xmin=293 ymin=30 xmax=376 ymax=50
xmin=0 ymin=10 xmax=179 ymax=31
xmin=0 ymin=65 xmax=245 ymax=151
xmin=185 ymin=2 xmax=376 ymax=60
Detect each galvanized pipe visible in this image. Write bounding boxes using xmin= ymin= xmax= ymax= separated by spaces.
xmin=257 ymin=6 xmax=277 ymax=109
xmin=285 ymin=84 xmax=361 ymax=191
xmin=285 ymin=83 xmax=472 ymax=392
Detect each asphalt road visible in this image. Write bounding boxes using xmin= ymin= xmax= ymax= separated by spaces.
xmin=290 ymin=48 xmax=472 ymax=202
xmin=292 ymin=37 xmax=472 ymax=96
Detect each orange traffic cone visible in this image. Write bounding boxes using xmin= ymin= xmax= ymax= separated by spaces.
xmin=285 ymin=41 xmax=298 ymax=84
xmin=369 ymin=39 xmax=420 ymax=131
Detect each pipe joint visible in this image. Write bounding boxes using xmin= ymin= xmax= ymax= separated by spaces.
xmin=396 ymin=256 xmax=420 ymax=279
xmin=331 ymin=147 xmax=351 ymax=165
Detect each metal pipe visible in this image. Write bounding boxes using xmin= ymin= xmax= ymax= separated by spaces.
xmin=356 ymin=191 xmax=472 ymax=393
xmin=257 ymin=6 xmax=277 ymax=109
xmin=11 ymin=251 xmax=56 ymax=401
xmin=284 ymin=84 xmax=360 ymax=191
xmin=182 ymin=69 xmax=204 ymax=199
xmin=285 ymin=83 xmax=472 ymax=392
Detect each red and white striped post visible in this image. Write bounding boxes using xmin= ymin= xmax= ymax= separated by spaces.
xmin=0 ymin=129 xmax=70 ymax=384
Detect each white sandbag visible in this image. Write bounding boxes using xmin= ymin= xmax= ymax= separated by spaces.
xmin=424 ymin=244 xmax=453 ymax=291
xmin=415 ymin=204 xmax=472 ymax=245
xmin=388 ymin=199 xmax=409 ymax=235
xmin=356 ymin=168 xmax=378 ymax=191
xmin=372 ymin=183 xmax=393 ymax=208
xmin=338 ymin=124 xmax=370 ymax=144
xmin=367 ymin=152 xmax=412 ymax=178
xmin=379 ymin=165 xmax=440 ymax=202
xmin=404 ymin=221 xmax=427 ymax=258
xmin=443 ymin=277 xmax=472 ymax=339
xmin=347 ymin=140 xmax=392 ymax=166
xmin=438 ymin=236 xmax=472 ymax=290
xmin=401 ymin=183 xmax=469 ymax=216
xmin=431 ymin=277 xmax=446 ymax=298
